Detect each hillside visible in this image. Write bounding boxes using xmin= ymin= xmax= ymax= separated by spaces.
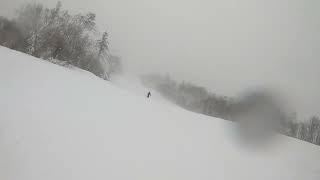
xmin=0 ymin=46 xmax=320 ymax=180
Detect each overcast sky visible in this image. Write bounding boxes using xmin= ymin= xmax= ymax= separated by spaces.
xmin=1 ymin=0 xmax=320 ymax=118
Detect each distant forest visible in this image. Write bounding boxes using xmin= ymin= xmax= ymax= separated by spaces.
xmin=0 ymin=1 xmax=122 ymax=79
xmin=142 ymin=74 xmax=320 ymax=146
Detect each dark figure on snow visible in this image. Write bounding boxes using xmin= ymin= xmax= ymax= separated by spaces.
xmin=147 ymin=91 xmax=151 ymax=98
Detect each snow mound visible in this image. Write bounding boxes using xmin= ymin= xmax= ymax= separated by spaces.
xmin=1 ymin=46 xmax=320 ymax=180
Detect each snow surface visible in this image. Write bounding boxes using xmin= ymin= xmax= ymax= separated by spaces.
xmin=1 ymin=46 xmax=320 ymax=180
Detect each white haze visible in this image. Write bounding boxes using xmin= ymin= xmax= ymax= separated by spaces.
xmin=1 ymin=0 xmax=320 ymax=118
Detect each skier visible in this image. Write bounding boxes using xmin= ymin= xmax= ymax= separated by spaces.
xmin=147 ymin=91 xmax=151 ymax=98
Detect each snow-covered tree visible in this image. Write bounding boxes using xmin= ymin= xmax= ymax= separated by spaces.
xmin=94 ymin=31 xmax=109 ymax=79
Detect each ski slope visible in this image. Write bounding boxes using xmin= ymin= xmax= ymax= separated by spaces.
xmin=0 ymin=46 xmax=320 ymax=180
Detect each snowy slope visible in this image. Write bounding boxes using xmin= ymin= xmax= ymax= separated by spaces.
xmin=0 ymin=46 xmax=320 ymax=180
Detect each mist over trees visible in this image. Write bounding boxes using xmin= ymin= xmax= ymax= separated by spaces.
xmin=0 ymin=1 xmax=122 ymax=79
xmin=142 ymin=74 xmax=320 ymax=146
xmin=0 ymin=17 xmax=26 ymax=51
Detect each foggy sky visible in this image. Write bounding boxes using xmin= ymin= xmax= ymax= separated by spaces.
xmin=1 ymin=0 xmax=320 ymax=118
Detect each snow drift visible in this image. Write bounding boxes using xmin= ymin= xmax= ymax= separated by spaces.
xmin=1 ymin=46 xmax=320 ymax=180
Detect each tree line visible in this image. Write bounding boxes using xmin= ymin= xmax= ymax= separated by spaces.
xmin=141 ymin=74 xmax=320 ymax=146
xmin=0 ymin=1 xmax=122 ymax=79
